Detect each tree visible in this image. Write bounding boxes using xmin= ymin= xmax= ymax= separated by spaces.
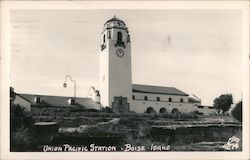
xmin=10 ymin=103 xmax=33 ymax=131
xmin=231 ymin=101 xmax=242 ymax=122
xmin=213 ymin=94 xmax=233 ymax=114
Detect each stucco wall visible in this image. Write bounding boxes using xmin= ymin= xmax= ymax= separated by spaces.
xmin=132 ymin=92 xmax=188 ymax=103
xmin=130 ymin=92 xmax=216 ymax=115
xmin=130 ymin=100 xmax=197 ymax=114
xmin=99 ymin=27 xmax=132 ymax=108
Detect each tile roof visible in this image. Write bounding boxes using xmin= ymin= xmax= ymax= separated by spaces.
xmin=17 ymin=93 xmax=101 ymax=109
xmin=105 ymin=16 xmax=125 ymax=25
xmin=132 ymin=84 xmax=189 ymax=96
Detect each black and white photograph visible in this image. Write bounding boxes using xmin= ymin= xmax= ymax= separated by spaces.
xmin=0 ymin=1 xmax=249 ymax=159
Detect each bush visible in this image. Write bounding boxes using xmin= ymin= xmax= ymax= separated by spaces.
xmin=231 ymin=101 xmax=242 ymax=122
xmin=101 ymin=107 xmax=113 ymax=113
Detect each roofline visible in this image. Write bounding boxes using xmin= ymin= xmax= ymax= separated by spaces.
xmin=132 ymin=90 xmax=189 ymax=96
xmin=15 ymin=93 xmax=32 ymax=103
xmin=17 ymin=93 xmax=88 ymax=99
xmin=104 ymin=17 xmax=126 ymax=25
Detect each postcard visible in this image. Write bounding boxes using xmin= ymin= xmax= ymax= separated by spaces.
xmin=0 ymin=1 xmax=249 ymax=159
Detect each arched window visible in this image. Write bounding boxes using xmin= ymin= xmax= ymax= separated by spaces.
xmin=132 ymin=95 xmax=135 ymax=100
xmin=117 ymin=32 xmax=122 ymax=42
xmin=103 ymin=34 xmax=105 ymax=43
xmin=157 ymin=97 xmax=160 ymax=101
xmin=144 ymin=96 xmax=148 ymax=100
xmin=169 ymin=98 xmax=172 ymax=102
xmin=180 ymin=98 xmax=183 ymax=102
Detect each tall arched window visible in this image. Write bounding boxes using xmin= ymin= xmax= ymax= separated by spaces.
xmin=119 ymin=99 xmax=122 ymax=105
xmin=157 ymin=97 xmax=160 ymax=101
xmin=103 ymin=34 xmax=105 ymax=43
xmin=108 ymin=30 xmax=111 ymax=39
xmin=117 ymin=32 xmax=122 ymax=42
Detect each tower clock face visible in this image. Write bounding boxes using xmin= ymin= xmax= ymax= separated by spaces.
xmin=116 ymin=49 xmax=125 ymax=57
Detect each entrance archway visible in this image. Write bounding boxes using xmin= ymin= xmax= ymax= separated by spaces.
xmin=172 ymin=108 xmax=180 ymax=114
xmin=146 ymin=107 xmax=156 ymax=114
xmin=159 ymin=108 xmax=167 ymax=114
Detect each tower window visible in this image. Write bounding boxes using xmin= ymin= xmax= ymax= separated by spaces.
xmin=169 ymin=98 xmax=172 ymax=102
xmin=132 ymin=95 xmax=135 ymax=100
xmin=157 ymin=97 xmax=160 ymax=101
xmin=180 ymin=98 xmax=183 ymax=102
xmin=103 ymin=34 xmax=105 ymax=43
xmin=117 ymin=32 xmax=122 ymax=42
xmin=144 ymin=96 xmax=148 ymax=101
xmin=127 ymin=35 xmax=130 ymax=43
xmin=108 ymin=30 xmax=111 ymax=39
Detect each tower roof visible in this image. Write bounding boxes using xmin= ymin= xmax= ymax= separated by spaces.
xmin=105 ymin=16 xmax=125 ymax=25
xmin=103 ymin=16 xmax=128 ymax=32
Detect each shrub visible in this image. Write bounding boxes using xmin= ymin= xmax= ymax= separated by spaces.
xmin=11 ymin=128 xmax=33 ymax=151
xmin=11 ymin=104 xmax=33 ymax=131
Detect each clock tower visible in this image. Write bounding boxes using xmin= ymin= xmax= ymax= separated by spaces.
xmin=99 ymin=16 xmax=132 ymax=112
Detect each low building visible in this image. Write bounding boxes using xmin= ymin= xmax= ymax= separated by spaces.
xmin=88 ymin=84 xmax=216 ymax=115
xmin=11 ymin=91 xmax=102 ymax=112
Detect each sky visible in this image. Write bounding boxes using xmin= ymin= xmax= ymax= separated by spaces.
xmin=10 ymin=9 xmax=243 ymax=106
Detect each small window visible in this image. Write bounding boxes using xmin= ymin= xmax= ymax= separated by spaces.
xmin=157 ymin=97 xmax=160 ymax=101
xmin=198 ymin=106 xmax=204 ymax=109
xmin=144 ymin=96 xmax=148 ymax=100
xmin=169 ymin=98 xmax=172 ymax=102
xmin=34 ymin=97 xmax=42 ymax=103
xmin=117 ymin=32 xmax=122 ymax=42
xmin=180 ymin=98 xmax=183 ymax=102
xmin=103 ymin=34 xmax=105 ymax=43
xmin=132 ymin=95 xmax=135 ymax=100
xmin=68 ymin=98 xmax=75 ymax=105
